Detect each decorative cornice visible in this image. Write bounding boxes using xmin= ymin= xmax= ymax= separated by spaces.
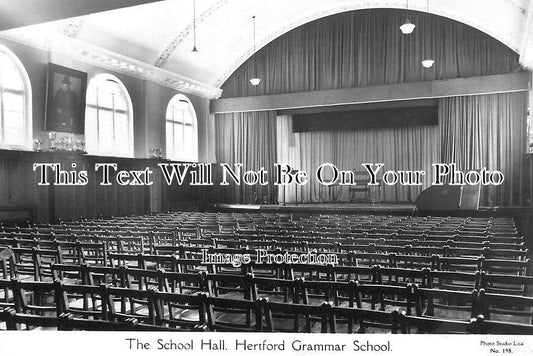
xmin=0 ymin=32 xmax=222 ymax=99
xmin=153 ymin=0 xmax=229 ymax=68
xmin=63 ymin=17 xmax=86 ymax=38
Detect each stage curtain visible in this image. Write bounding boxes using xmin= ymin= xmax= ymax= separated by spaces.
xmin=219 ymin=93 xmax=529 ymax=206
xmin=222 ymin=9 xmax=520 ymax=98
xmin=439 ymin=92 xmax=529 ymax=206
xmin=277 ymin=115 xmax=440 ymax=204
xmin=276 ymin=115 xmax=301 ymax=204
xmin=214 ymin=111 xmax=278 ymax=204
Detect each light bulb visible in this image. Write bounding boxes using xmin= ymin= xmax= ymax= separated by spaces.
xmin=400 ymin=19 xmax=416 ymax=34
xmin=250 ymin=77 xmax=261 ymax=86
xmin=421 ymin=59 xmax=435 ymax=68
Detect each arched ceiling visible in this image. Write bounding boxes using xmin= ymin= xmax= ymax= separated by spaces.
xmin=1 ymin=0 xmax=532 ymax=98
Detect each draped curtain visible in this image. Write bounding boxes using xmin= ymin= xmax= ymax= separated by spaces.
xmin=274 ymin=92 xmax=529 ymax=206
xmin=214 ymin=111 xmax=278 ymax=204
xmin=215 ymin=8 xmax=528 ymax=207
xmin=439 ymin=92 xmax=529 ymax=206
xmin=222 ymin=9 xmax=519 ymax=98
xmin=277 ymin=115 xmax=440 ymax=204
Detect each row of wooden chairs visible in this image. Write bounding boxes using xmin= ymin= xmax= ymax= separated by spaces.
xmin=4 ymin=213 xmax=520 ymax=243
xmin=35 ymin=264 xmax=533 ymax=325
xmin=4 ymin=232 xmax=524 ymax=267
xmin=2 ymin=243 xmax=530 ymax=297
xmin=1 ymin=276 xmax=532 ymax=333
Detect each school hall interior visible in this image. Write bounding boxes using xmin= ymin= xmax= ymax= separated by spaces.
xmin=1 ymin=0 xmax=533 ymax=333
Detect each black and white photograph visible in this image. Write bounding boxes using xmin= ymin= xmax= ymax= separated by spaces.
xmin=0 ymin=0 xmax=532 ymax=355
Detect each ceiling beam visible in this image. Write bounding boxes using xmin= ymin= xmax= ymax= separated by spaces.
xmin=210 ymin=72 xmax=531 ymax=114
xmin=0 ymin=0 xmax=164 ymax=31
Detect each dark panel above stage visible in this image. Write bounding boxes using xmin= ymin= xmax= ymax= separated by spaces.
xmin=292 ymin=104 xmax=438 ymax=132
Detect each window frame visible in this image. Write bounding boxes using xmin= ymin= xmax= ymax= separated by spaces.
xmin=165 ymin=94 xmax=198 ymax=162
xmin=0 ymin=44 xmax=32 ymax=151
xmin=85 ymin=73 xmax=134 ymax=158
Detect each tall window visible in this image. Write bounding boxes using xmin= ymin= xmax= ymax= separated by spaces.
xmin=0 ymin=45 xmax=31 ymax=150
xmin=85 ymin=74 xmax=133 ymax=157
xmin=166 ymin=94 xmax=198 ymax=162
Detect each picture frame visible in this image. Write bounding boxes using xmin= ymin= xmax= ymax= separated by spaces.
xmin=45 ymin=63 xmax=87 ymax=134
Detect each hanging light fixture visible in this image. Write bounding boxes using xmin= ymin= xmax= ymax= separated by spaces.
xmin=421 ymin=0 xmax=434 ymax=68
xmin=421 ymin=59 xmax=435 ymax=68
xmin=399 ymin=0 xmax=415 ymax=34
xmin=249 ymin=15 xmax=261 ymax=86
xmin=249 ymin=77 xmax=261 ymax=86
xmin=192 ymin=0 xmax=198 ymax=53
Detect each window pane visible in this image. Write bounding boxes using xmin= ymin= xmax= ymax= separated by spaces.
xmin=183 ymin=111 xmax=193 ymax=124
xmin=114 ymin=113 xmax=129 ymax=153
xmin=4 ymin=127 xmax=24 ymax=145
xmin=3 ymin=111 xmax=24 ymax=145
xmin=85 ymin=107 xmax=97 ymax=152
xmin=166 ymin=121 xmax=174 ymax=158
xmin=176 ymin=100 xmax=189 ymax=111
xmin=174 ymin=123 xmax=183 ymax=157
xmin=183 ymin=125 xmax=194 ymax=160
xmin=98 ymin=109 xmax=113 ymax=152
xmin=184 ymin=125 xmax=193 ymax=146
xmin=3 ymin=111 xmax=23 ymax=130
xmin=0 ymin=54 xmax=23 ymax=91
xmin=97 ymin=90 xmax=114 ymax=109
xmin=3 ymin=92 xmax=24 ymax=113
xmin=173 ymin=106 xmax=182 ymax=123
xmin=86 ymin=88 xmax=97 ymax=106
xmin=114 ymin=92 xmax=127 ymax=111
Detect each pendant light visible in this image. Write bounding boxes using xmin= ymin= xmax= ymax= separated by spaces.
xmin=400 ymin=0 xmax=415 ymax=34
xmin=421 ymin=0 xmax=435 ymax=68
xmin=249 ymin=15 xmax=261 ymax=86
xmin=192 ymin=0 xmax=198 ymax=53
xmin=421 ymin=59 xmax=435 ymax=68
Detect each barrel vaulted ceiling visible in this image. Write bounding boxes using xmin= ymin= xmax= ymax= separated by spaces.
xmin=1 ymin=0 xmax=532 ymax=98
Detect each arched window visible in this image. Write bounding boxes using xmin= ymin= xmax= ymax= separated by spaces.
xmin=0 ymin=45 xmax=32 ymax=150
xmin=166 ymin=94 xmax=198 ymax=162
xmin=85 ymin=74 xmax=133 ymax=157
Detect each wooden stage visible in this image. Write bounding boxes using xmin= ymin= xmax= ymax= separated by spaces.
xmin=210 ymin=203 xmax=532 ymax=219
xmin=212 ymin=203 xmax=417 ymax=215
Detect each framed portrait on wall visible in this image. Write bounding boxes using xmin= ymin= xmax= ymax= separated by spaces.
xmin=45 ymin=63 xmax=87 ymax=134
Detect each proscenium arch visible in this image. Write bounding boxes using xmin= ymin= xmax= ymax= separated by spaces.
xmin=214 ymin=2 xmax=522 ymax=87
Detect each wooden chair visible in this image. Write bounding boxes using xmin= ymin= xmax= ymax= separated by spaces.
xmin=58 ymin=311 xmax=197 ymax=331
xmin=0 ymin=278 xmax=61 ymax=330
xmin=152 ymin=290 xmax=207 ymax=330
xmin=160 ymin=270 xmax=207 ymax=295
xmin=328 ymin=306 xmax=404 ymax=334
xmin=467 ymin=314 xmax=533 ymax=335
xmin=478 ymin=271 xmax=533 ymax=296
xmin=202 ymin=294 xmax=262 ymax=332
xmin=250 ymin=275 xmax=301 ymax=303
xmin=205 ymin=273 xmax=251 ymax=299
xmin=258 ymin=297 xmax=330 ymax=333
xmin=103 ymin=285 xmax=157 ymax=325
xmin=477 ymin=288 xmax=533 ymax=325
xmin=56 ymin=282 xmax=107 ymax=320
xmin=419 ymin=287 xmax=478 ymax=321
